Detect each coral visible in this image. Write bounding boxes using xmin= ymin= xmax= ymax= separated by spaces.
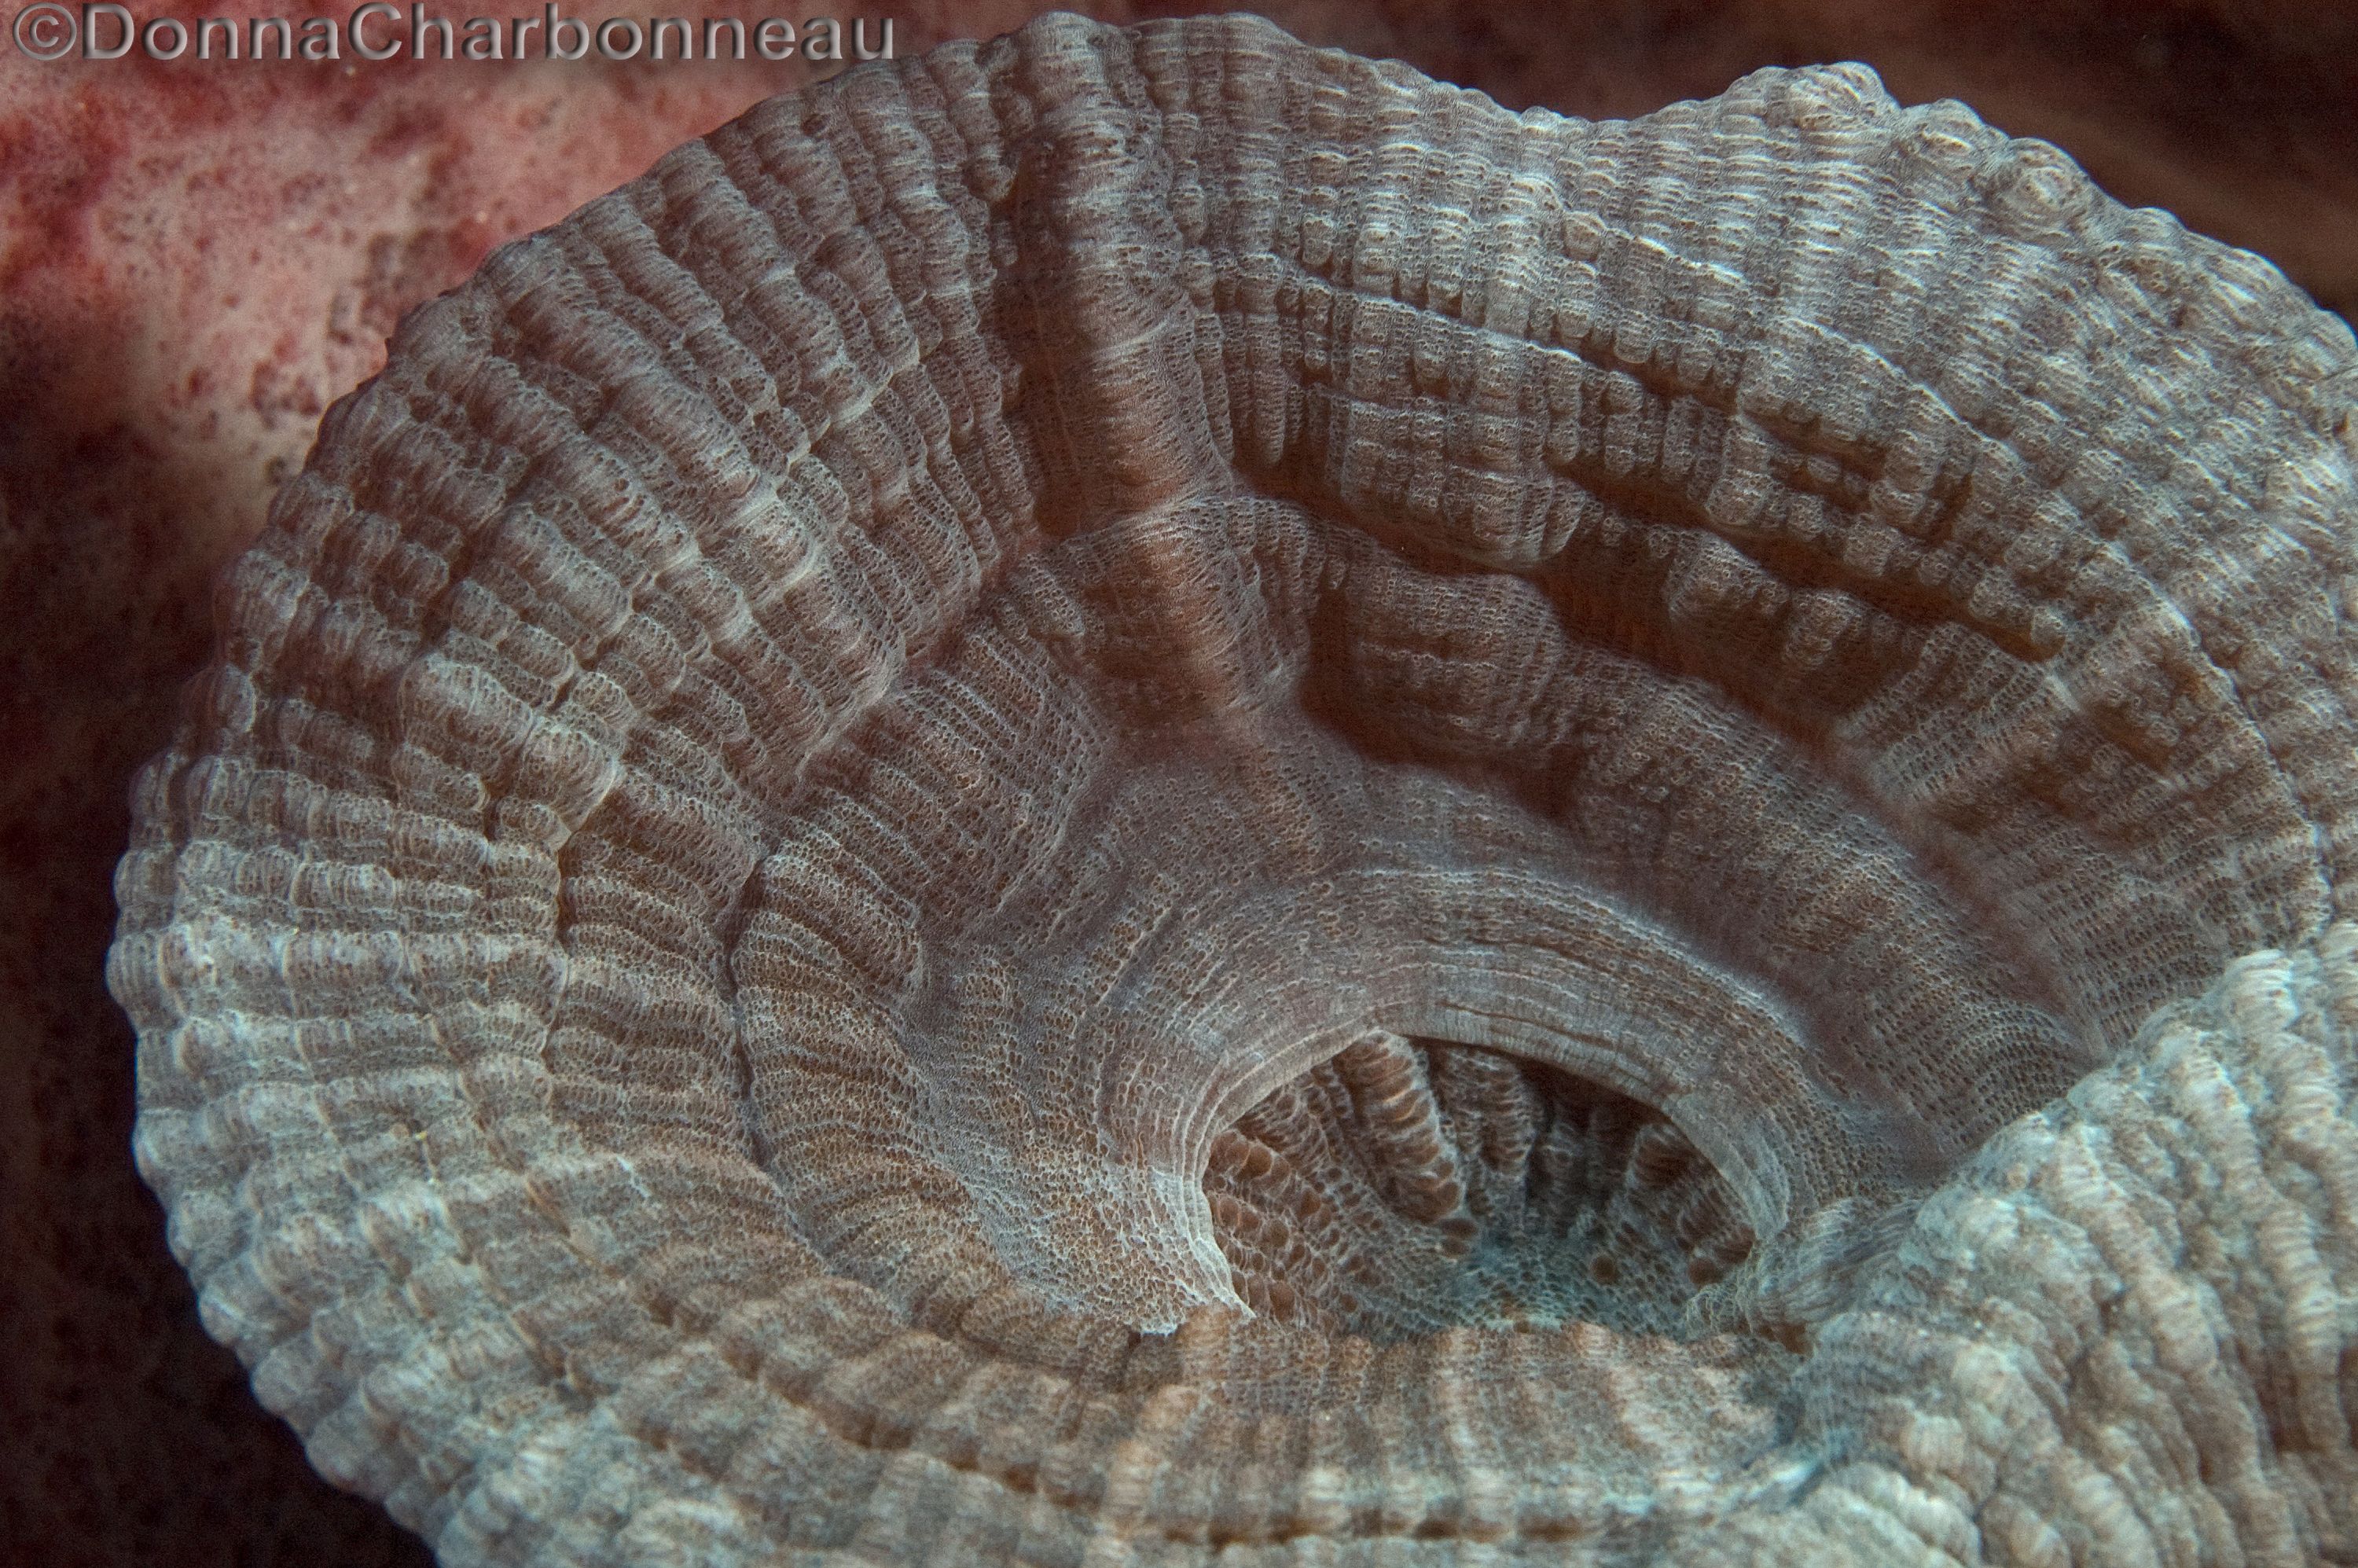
xmin=102 ymin=12 xmax=2358 ymax=1562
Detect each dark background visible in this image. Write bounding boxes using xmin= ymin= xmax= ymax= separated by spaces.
xmin=3 ymin=2 xmax=2351 ymax=1561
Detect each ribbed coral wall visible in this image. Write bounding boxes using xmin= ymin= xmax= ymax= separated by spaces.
xmin=73 ymin=10 xmax=2358 ymax=1565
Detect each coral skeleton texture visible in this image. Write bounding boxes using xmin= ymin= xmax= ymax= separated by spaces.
xmin=105 ymin=13 xmax=2358 ymax=1563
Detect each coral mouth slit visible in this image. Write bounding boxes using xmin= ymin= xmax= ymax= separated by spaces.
xmin=1204 ymin=1029 xmax=1754 ymax=1341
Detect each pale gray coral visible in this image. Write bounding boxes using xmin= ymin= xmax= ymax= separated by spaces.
xmin=107 ymin=11 xmax=2358 ymax=1564
xmin=1669 ymin=931 xmax=2358 ymax=1565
